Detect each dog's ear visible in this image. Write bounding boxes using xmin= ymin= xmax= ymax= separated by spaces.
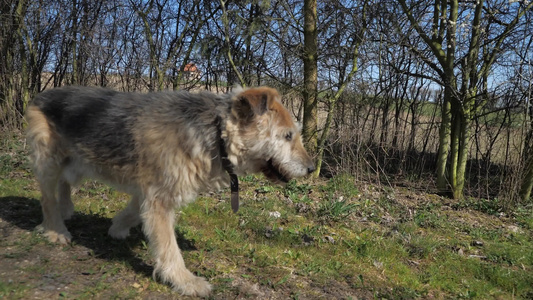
xmin=233 ymin=87 xmax=278 ymax=121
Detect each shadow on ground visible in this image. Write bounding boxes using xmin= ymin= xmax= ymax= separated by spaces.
xmin=0 ymin=195 xmax=198 ymax=281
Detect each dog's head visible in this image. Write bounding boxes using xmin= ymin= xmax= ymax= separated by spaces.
xmin=226 ymin=87 xmax=315 ymax=183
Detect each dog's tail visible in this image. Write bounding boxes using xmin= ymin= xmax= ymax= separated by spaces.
xmin=26 ymin=105 xmax=62 ymax=177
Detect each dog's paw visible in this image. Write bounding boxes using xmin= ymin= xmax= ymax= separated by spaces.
xmin=108 ymin=224 xmax=130 ymax=239
xmin=175 ymin=275 xmax=212 ymax=297
xmin=36 ymin=224 xmax=72 ymax=244
xmin=157 ymin=267 xmax=212 ymax=297
xmin=47 ymin=231 xmax=72 ymax=244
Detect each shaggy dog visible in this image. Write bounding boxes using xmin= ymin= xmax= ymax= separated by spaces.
xmin=26 ymin=86 xmax=314 ymax=296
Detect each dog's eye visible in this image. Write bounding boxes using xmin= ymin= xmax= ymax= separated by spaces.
xmin=285 ymin=132 xmax=293 ymax=141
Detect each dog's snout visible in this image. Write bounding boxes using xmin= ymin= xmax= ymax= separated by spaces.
xmin=307 ymin=164 xmax=316 ymax=174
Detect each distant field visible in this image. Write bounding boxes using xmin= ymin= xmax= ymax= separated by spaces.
xmin=310 ymin=98 xmax=526 ymax=167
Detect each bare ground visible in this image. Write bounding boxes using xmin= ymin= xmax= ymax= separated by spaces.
xmin=0 ymin=194 xmax=376 ymax=299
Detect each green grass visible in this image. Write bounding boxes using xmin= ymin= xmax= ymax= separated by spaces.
xmin=515 ymin=205 xmax=533 ymax=229
xmin=0 ymin=281 xmax=31 ymax=299
xmin=177 ymin=174 xmax=533 ymax=298
xmin=1 ymin=134 xmax=532 ymax=299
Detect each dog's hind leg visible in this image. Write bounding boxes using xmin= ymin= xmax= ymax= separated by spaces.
xmin=27 ymin=106 xmax=72 ymax=244
xmin=108 ymin=194 xmax=142 ymax=239
xmin=58 ymin=179 xmax=74 ymax=220
xmin=140 ymin=196 xmax=211 ymax=297
xmin=35 ymin=166 xmax=72 ymax=244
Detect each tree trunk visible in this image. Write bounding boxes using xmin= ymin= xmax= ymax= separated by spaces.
xmin=519 ymin=106 xmax=533 ymax=202
xmin=302 ymin=0 xmax=318 ymax=152
xmin=519 ymin=153 xmax=533 ymax=203
xmin=448 ymin=104 xmax=460 ymax=196
xmin=453 ymin=93 xmax=474 ymax=199
xmin=436 ymin=88 xmax=452 ymax=193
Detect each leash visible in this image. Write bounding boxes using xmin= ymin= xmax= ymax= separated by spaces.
xmin=217 ymin=116 xmax=239 ymax=213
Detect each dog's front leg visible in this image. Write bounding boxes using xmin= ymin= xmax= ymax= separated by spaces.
xmin=109 ymin=194 xmax=142 ymax=239
xmin=140 ymin=198 xmax=211 ymax=297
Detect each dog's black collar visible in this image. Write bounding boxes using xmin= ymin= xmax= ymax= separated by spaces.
xmin=216 ymin=116 xmax=239 ymax=213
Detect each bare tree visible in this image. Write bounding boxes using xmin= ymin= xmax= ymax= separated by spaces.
xmin=398 ymin=0 xmax=533 ymax=198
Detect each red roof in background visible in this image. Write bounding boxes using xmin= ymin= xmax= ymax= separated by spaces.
xmin=183 ymin=63 xmax=198 ymax=72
